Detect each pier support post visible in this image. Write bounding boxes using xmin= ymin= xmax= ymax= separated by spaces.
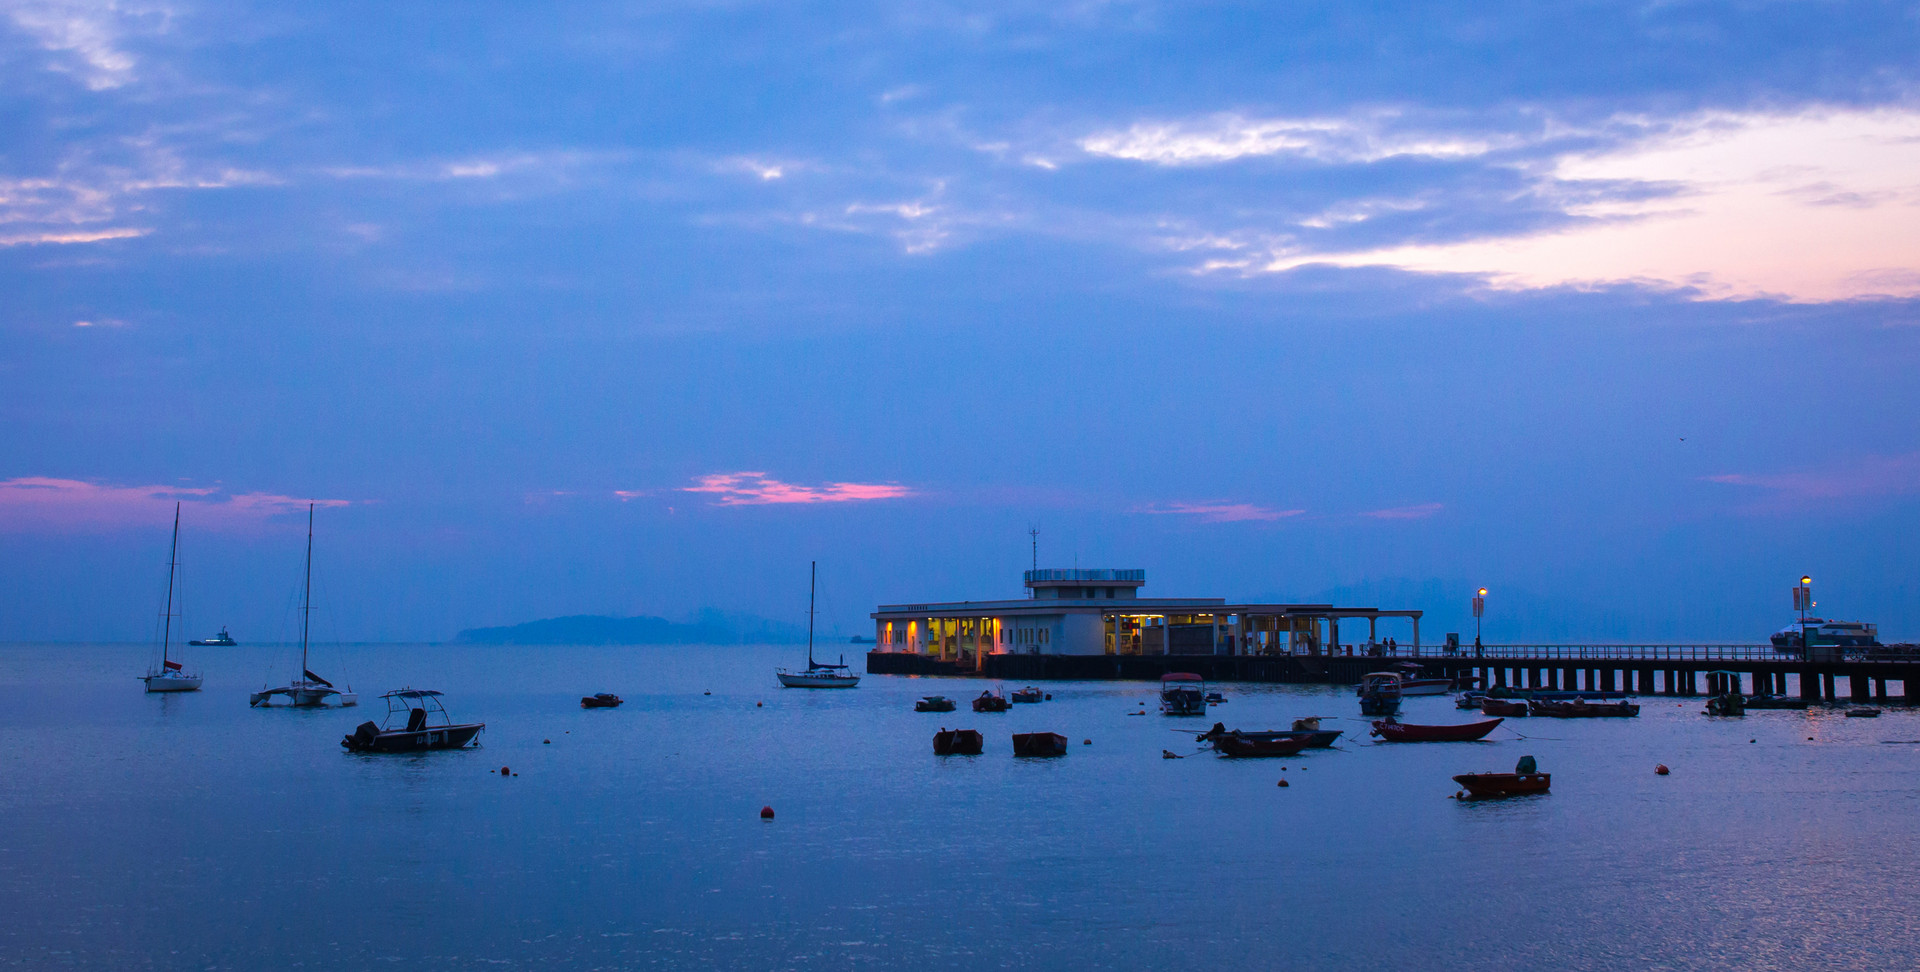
xmin=1851 ymin=674 xmax=1869 ymax=701
xmin=1602 ymin=669 xmax=1616 ymax=692
xmin=1800 ymin=670 xmax=1819 ymax=701
xmin=1822 ymin=673 xmax=1836 ymax=699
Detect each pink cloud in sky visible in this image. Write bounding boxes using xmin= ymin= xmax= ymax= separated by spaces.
xmin=1138 ymin=502 xmax=1304 ymax=523
xmin=681 ymin=471 xmax=913 ymax=506
xmin=0 ymin=478 xmax=349 ymax=532
xmin=1362 ymin=502 xmax=1444 ymax=520
xmin=1704 ymin=453 xmax=1920 ymax=510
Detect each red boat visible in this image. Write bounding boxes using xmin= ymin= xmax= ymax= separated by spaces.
xmin=1371 ymin=718 xmax=1503 ymax=742
xmin=973 ymin=691 xmax=1012 ymax=713
xmin=1529 ymin=699 xmax=1640 ymax=718
xmin=1212 ymin=732 xmax=1312 ymax=758
xmin=1479 ymin=698 xmax=1528 ymax=717
xmin=933 ymin=728 xmax=984 ymax=755
xmin=1452 ymin=772 xmax=1551 ymax=799
xmin=1012 ymin=732 xmax=1068 ymax=757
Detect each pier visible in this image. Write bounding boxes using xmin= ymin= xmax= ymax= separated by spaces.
xmin=865 ymin=645 xmax=1920 ymax=703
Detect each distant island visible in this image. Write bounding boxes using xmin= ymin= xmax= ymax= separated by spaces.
xmin=456 ymin=609 xmax=810 ymax=645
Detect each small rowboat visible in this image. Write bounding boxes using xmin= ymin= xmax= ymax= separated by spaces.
xmin=1372 ymin=718 xmax=1503 ymax=742
xmin=973 ymin=691 xmax=1012 ymax=712
xmin=1480 ymin=698 xmax=1529 ymax=717
xmin=915 ymin=695 xmax=957 ymax=712
xmin=933 ymin=728 xmax=984 ymax=755
xmin=1012 ymin=732 xmax=1069 ymax=757
xmin=1010 ymin=687 xmax=1045 ymax=704
xmin=580 ymin=693 xmax=623 ymax=708
xmin=1453 ymin=772 xmax=1551 ymax=799
xmin=1530 ymin=699 xmax=1640 ymax=718
xmin=1212 ymin=732 xmax=1312 ymax=758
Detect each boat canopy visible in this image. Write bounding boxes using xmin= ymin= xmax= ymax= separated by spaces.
xmin=382 ymin=689 xmax=444 ymax=699
xmin=1161 ymin=672 xmax=1204 ymax=682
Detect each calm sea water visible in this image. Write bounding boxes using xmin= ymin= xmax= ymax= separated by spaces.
xmin=3 ymin=641 xmax=1918 ymax=971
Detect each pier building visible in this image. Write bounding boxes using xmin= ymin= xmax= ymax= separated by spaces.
xmin=867 ymin=568 xmax=1423 ymax=673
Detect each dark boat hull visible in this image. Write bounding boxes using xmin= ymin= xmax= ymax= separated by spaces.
xmin=1202 ymin=729 xmax=1342 ymax=749
xmin=1359 ymin=695 xmax=1401 ymax=716
xmin=1373 ymin=718 xmax=1503 ymax=742
xmin=933 ymin=729 xmax=984 ymax=755
xmin=342 ymin=723 xmax=484 ymax=753
xmin=1213 ymin=734 xmax=1311 ymax=758
xmin=915 ymin=699 xmax=957 ymax=712
xmin=1453 ymin=772 xmax=1550 ymax=799
xmin=1530 ymin=700 xmax=1640 ymax=718
xmin=1480 ymin=699 xmax=1529 ymax=717
xmin=973 ymin=696 xmax=1011 ymax=712
xmin=1744 ymin=695 xmax=1810 ymax=710
xmin=1012 ymin=732 xmax=1069 ymax=757
xmin=581 ymin=694 xmax=623 ymax=708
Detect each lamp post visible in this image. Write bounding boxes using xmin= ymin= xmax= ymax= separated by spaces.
xmin=1797 ymin=575 xmax=1812 ymax=658
xmin=1472 ymin=588 xmax=1487 ymax=657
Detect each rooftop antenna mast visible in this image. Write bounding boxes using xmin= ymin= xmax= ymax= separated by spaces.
xmin=1029 ymin=525 xmax=1039 ymax=598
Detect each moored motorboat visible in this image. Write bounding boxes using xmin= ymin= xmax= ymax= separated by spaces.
xmin=973 ymin=690 xmax=1011 ymax=712
xmin=1011 ymin=732 xmax=1069 ymax=757
xmin=1744 ymin=694 xmax=1810 ymax=710
xmin=1010 ymin=687 xmax=1045 ymax=704
xmin=1372 ymin=717 xmax=1503 ymax=742
xmin=1530 ymin=698 xmax=1639 ymax=718
xmin=1197 ymin=717 xmax=1342 ymax=750
xmin=915 ymin=695 xmax=957 ymax=712
xmin=1847 ymin=707 xmax=1882 ymax=718
xmin=1160 ymin=673 xmax=1207 ymax=716
xmin=1480 ymin=698 xmax=1529 ymax=717
xmin=580 ymin=693 xmax=623 ymax=708
xmin=341 ymin=689 xmax=484 ymax=753
xmin=1359 ymin=672 xmax=1403 ymax=716
xmin=1455 ymin=691 xmax=1488 ymax=709
xmin=1704 ymin=693 xmax=1744 ymax=716
xmin=1454 ymin=755 xmax=1550 ymax=799
xmin=933 ymin=728 xmax=983 ymax=754
xmin=1212 ymin=732 xmax=1312 ymax=758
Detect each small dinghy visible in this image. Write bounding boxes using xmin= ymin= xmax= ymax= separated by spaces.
xmin=1212 ymin=732 xmax=1311 ymax=758
xmin=1373 ymin=717 xmax=1503 ymax=742
xmin=1530 ymin=698 xmax=1639 ymax=718
xmin=1198 ymin=718 xmax=1342 ymax=751
xmin=1012 ymin=732 xmax=1069 ymax=757
xmin=1010 ymin=687 xmax=1045 ymax=704
xmin=342 ymin=689 xmax=484 ymax=753
xmin=1847 ymin=707 xmax=1882 ymax=718
xmin=1454 ymin=755 xmax=1550 ymax=800
xmin=1455 ymin=691 xmax=1488 ymax=709
xmin=973 ymin=690 xmax=1012 ymax=712
xmin=580 ymin=693 xmax=623 ymax=709
xmin=933 ymin=728 xmax=983 ymax=755
xmin=1746 ymin=695 xmax=1809 ymax=710
xmin=915 ymin=695 xmax=957 ymax=712
xmin=1480 ymin=698 xmax=1529 ymax=717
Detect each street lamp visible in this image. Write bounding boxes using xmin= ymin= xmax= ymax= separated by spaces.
xmin=1472 ymin=588 xmax=1488 ymax=656
xmin=1798 ymin=575 xmax=1813 ymax=657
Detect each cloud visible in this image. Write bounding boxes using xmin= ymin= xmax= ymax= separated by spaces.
xmin=0 ymin=478 xmax=349 ymax=532
xmin=1704 ymin=453 xmax=1920 ymax=511
xmin=0 ymin=227 xmax=148 ymax=246
xmin=4 ymin=0 xmax=173 ymax=90
xmin=681 ymin=471 xmax=913 ymax=506
xmin=1080 ymin=113 xmax=1501 ymax=167
xmin=1251 ymin=108 xmax=1920 ymax=302
xmin=1362 ymin=503 xmax=1444 ymax=520
xmin=1137 ymin=501 xmax=1304 ymax=523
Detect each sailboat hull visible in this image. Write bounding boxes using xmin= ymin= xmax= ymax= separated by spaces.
xmin=142 ymin=674 xmax=203 ymax=692
xmin=776 ymin=671 xmax=860 ymax=688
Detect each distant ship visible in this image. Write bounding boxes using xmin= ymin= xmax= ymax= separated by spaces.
xmin=1772 ymin=618 xmax=1878 ymax=653
xmin=190 ymin=626 xmax=237 ymax=647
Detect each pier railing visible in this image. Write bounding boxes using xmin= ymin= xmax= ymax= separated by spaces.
xmin=1407 ymin=644 xmax=1920 ymax=663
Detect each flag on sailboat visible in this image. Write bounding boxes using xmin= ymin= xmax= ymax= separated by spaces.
xmin=164 ymin=659 xmax=183 ymax=671
xmin=303 ymin=669 xmax=333 ymax=687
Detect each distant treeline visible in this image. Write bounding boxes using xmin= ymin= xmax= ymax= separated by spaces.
xmin=456 ymin=609 xmax=808 ymax=645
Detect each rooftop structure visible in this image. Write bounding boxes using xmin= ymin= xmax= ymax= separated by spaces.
xmin=872 ymin=568 xmax=1422 ymax=672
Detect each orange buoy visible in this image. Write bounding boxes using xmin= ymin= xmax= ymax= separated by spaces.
xmin=760 ymin=805 xmax=775 ymax=819
xmin=543 ymin=739 xmax=551 ymax=744
xmin=1082 ymin=739 xmax=1091 ymax=745
xmin=757 ymin=702 xmax=763 ymax=707
xmin=1655 ymin=764 xmax=1670 ymax=775
xmin=1277 ymin=779 xmax=1290 ymax=787
xmin=500 ymin=766 xmax=510 ymax=776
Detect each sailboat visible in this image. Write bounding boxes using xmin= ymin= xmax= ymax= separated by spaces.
xmin=141 ymin=503 xmax=203 ymax=693
xmin=775 ymin=561 xmax=859 ymax=688
xmin=250 ymin=504 xmax=357 ymax=707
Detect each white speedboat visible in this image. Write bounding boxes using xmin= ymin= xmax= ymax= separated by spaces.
xmin=141 ymin=503 xmax=203 ymax=693
xmin=776 ymin=561 xmax=860 ymax=688
xmin=251 ymin=504 xmax=356 ymax=708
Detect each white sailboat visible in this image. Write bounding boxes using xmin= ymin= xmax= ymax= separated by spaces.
xmin=250 ymin=503 xmax=357 ymax=707
xmin=776 ymin=561 xmax=859 ymax=688
xmin=142 ymin=503 xmax=203 ymax=693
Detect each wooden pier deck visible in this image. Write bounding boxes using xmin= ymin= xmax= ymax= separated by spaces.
xmin=865 ymin=647 xmax=1920 ymax=703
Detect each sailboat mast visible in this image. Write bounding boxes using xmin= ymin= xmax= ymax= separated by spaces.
xmin=161 ymin=502 xmax=180 ymax=665
xmin=300 ymin=502 xmax=314 ymax=674
xmin=807 ymin=560 xmax=816 ymax=669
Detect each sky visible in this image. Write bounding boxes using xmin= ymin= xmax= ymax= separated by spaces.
xmin=3 ymin=0 xmax=1919 ymax=643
